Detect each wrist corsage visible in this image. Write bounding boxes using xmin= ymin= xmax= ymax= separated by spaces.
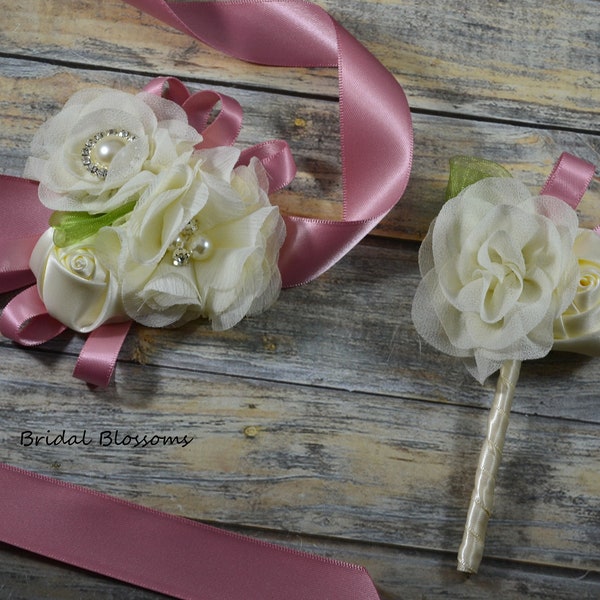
xmin=1 ymin=45 xmax=413 ymax=387
xmin=24 ymin=83 xmax=286 ymax=334
xmin=412 ymin=154 xmax=597 ymax=574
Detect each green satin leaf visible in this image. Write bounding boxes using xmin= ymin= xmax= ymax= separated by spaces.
xmin=445 ymin=156 xmax=512 ymax=201
xmin=50 ymin=200 xmax=136 ymax=247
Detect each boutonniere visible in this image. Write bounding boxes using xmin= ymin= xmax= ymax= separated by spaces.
xmin=412 ymin=154 xmax=596 ymax=573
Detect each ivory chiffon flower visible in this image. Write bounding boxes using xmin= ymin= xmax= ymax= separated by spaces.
xmin=412 ymin=177 xmax=580 ymax=383
xmin=24 ymin=88 xmax=201 ymax=214
xmin=98 ymin=154 xmax=285 ymax=330
xmin=553 ymin=228 xmax=600 ymax=355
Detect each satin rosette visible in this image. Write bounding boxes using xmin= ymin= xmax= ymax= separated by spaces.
xmin=553 ymin=228 xmax=600 ymax=355
xmin=29 ymin=229 xmax=126 ymax=333
xmin=412 ymin=176 xmax=579 ymax=384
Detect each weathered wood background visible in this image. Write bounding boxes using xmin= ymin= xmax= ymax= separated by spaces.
xmin=1 ymin=0 xmax=599 ymax=598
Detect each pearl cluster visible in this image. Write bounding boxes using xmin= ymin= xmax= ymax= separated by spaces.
xmin=81 ymin=129 xmax=137 ymax=179
xmin=169 ymin=218 xmax=212 ymax=267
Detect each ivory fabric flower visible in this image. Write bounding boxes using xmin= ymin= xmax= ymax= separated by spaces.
xmin=29 ymin=229 xmax=126 ymax=333
xmin=553 ymin=228 xmax=600 ymax=355
xmin=412 ymin=177 xmax=580 ymax=383
xmin=102 ymin=153 xmax=285 ymax=330
xmin=24 ymin=88 xmax=201 ymax=214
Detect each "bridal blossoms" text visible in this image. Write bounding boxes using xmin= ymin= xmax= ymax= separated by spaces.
xmin=20 ymin=429 xmax=194 ymax=448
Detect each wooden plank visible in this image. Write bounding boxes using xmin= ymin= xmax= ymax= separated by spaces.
xmin=3 ymin=239 xmax=599 ymax=423
xmin=1 ymin=344 xmax=599 ymax=571
xmin=0 ymin=0 xmax=598 ymax=129
xmin=0 ymin=60 xmax=598 ymax=244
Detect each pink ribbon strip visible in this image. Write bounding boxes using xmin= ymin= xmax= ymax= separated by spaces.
xmin=541 ymin=152 xmax=596 ymax=209
xmin=0 ymin=177 xmax=51 ymax=293
xmin=72 ymin=321 xmax=133 ymax=387
xmin=124 ymin=0 xmax=414 ymax=287
xmin=0 ymin=463 xmax=381 ymax=600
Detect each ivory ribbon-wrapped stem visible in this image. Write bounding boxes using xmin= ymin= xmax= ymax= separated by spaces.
xmin=457 ymin=359 xmax=522 ymax=574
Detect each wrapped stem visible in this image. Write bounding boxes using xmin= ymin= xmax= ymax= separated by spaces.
xmin=457 ymin=359 xmax=521 ymax=574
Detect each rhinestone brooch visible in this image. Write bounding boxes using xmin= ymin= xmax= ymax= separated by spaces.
xmin=81 ymin=129 xmax=137 ymax=179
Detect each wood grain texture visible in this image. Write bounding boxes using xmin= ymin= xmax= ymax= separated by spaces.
xmin=0 ymin=60 xmax=598 ymax=241
xmin=1 ymin=342 xmax=600 ymax=569
xmin=1 ymin=0 xmax=600 ymax=598
xmin=1 ymin=0 xmax=598 ymax=128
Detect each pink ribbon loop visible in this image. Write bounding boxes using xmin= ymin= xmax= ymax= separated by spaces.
xmin=0 ymin=285 xmax=66 ymax=346
xmin=144 ymin=76 xmax=295 ymax=189
xmin=238 ymin=139 xmax=298 ymax=193
xmin=184 ymin=90 xmax=244 ymax=148
xmin=145 ymin=76 xmax=245 ymax=147
xmin=143 ymin=75 xmax=191 ymax=104
xmin=0 ymin=462 xmax=382 ymax=600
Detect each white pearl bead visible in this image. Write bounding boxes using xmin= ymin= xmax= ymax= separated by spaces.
xmin=191 ymin=237 xmax=212 ymax=260
xmin=92 ymin=136 xmax=126 ymax=166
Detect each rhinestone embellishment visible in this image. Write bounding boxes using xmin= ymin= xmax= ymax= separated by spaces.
xmin=168 ymin=218 xmax=212 ymax=267
xmin=81 ymin=129 xmax=137 ymax=179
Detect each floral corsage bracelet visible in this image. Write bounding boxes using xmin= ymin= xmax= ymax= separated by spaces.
xmin=412 ymin=154 xmax=597 ymax=573
xmin=24 ymin=81 xmax=289 ymax=335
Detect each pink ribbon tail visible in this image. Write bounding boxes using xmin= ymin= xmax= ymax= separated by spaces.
xmin=541 ymin=152 xmax=596 ymax=209
xmin=0 ymin=463 xmax=382 ymax=600
xmin=72 ymin=320 xmax=132 ymax=388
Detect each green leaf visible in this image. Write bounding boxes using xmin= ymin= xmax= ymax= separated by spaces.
xmin=445 ymin=156 xmax=512 ymax=201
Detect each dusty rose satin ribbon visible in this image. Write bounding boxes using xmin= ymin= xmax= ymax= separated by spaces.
xmin=0 ymin=463 xmax=381 ymax=600
xmin=541 ymin=152 xmax=596 ymax=209
xmin=124 ymin=0 xmax=414 ymax=287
